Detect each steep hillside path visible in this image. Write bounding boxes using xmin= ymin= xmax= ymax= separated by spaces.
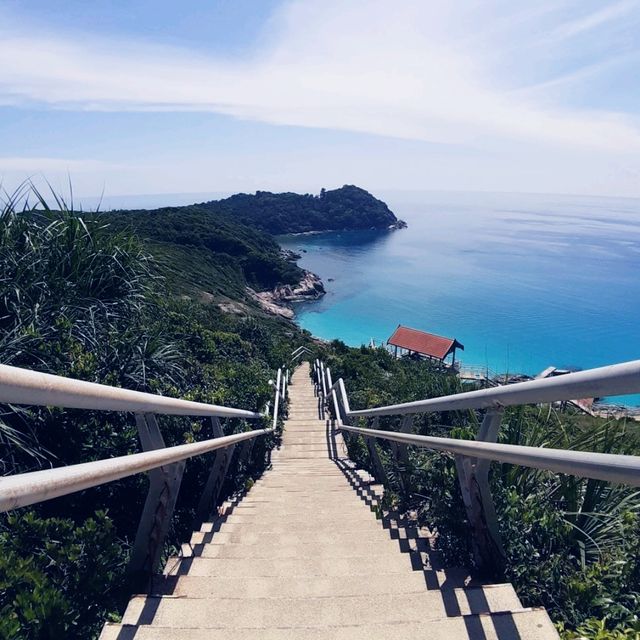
xmin=101 ymin=363 xmax=557 ymax=639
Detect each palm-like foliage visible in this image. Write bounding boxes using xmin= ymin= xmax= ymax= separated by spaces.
xmin=331 ymin=351 xmax=640 ymax=635
xmin=498 ymin=406 xmax=640 ymax=566
xmin=0 ymin=183 xmax=186 ymax=471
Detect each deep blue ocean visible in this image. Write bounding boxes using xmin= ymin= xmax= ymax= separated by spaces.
xmin=279 ymin=191 xmax=640 ymax=406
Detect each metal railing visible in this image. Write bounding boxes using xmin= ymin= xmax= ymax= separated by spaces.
xmin=314 ymin=358 xmax=640 ymax=577
xmin=0 ymin=361 xmax=290 ymax=581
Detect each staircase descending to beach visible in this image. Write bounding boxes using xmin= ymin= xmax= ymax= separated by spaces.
xmin=100 ymin=363 xmax=558 ymax=640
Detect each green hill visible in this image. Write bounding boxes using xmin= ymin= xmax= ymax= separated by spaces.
xmin=101 ymin=186 xmax=403 ymax=310
xmin=101 ymin=206 xmax=303 ymax=302
xmin=197 ymin=184 xmax=405 ymax=234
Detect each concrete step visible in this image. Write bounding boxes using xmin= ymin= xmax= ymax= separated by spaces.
xmin=262 ymin=464 xmax=339 ymax=470
xmin=153 ymin=569 xmax=476 ymax=601
xmin=232 ymin=498 xmax=371 ymax=508
xmin=102 ymin=608 xmax=557 ymax=640
xmin=163 ymin=554 xmax=418 ymax=577
xmin=278 ymin=444 xmax=330 ymax=449
xmin=201 ymin=522 xmax=390 ymax=537
xmin=151 ymin=571 xmax=468 ymax=599
xmin=280 ymin=437 xmax=329 ymax=440
xmin=287 ymin=410 xmax=323 ymax=414
xmin=188 ymin=529 xmax=425 ymax=546
xmin=245 ymin=482 xmax=369 ymax=493
xmin=273 ymin=453 xmax=332 ymax=458
xmin=245 ymin=487 xmax=360 ymax=495
xmin=250 ymin=475 xmax=352 ymax=482
xmin=217 ymin=515 xmax=380 ymax=528
xmin=120 ymin=588 xmax=524 ymax=629
xmin=250 ymin=483 xmax=353 ymax=491
xmin=229 ymin=503 xmax=375 ymax=514
xmin=189 ymin=540 xmax=406 ymax=559
xmin=283 ymin=424 xmax=326 ymax=428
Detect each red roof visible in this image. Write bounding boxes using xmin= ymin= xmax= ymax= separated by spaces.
xmin=387 ymin=325 xmax=464 ymax=360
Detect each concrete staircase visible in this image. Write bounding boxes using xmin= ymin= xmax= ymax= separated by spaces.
xmin=101 ymin=363 xmax=558 ymax=639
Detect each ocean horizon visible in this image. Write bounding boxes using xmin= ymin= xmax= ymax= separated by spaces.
xmin=279 ymin=190 xmax=640 ymax=407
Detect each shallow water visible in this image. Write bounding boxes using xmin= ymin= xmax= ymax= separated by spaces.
xmin=279 ymin=191 xmax=640 ymax=406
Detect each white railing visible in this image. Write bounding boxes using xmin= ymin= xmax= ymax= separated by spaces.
xmin=0 ymin=364 xmax=262 ymax=418
xmin=314 ymin=358 xmax=640 ymax=576
xmin=0 ymin=359 xmax=293 ymax=579
xmin=346 ymin=360 xmax=640 ymax=417
xmin=0 ymin=427 xmax=271 ymax=513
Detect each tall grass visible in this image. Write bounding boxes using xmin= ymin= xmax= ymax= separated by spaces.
xmin=0 ymin=183 xmax=185 ymax=473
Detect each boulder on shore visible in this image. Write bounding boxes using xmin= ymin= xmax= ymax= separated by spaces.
xmin=248 ymin=270 xmax=325 ymax=318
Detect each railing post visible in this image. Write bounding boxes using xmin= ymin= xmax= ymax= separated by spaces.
xmin=366 ymin=416 xmax=387 ymax=485
xmin=325 ymin=367 xmax=334 ymax=424
xmin=455 ymin=407 xmax=506 ymax=579
xmin=318 ymin=362 xmax=327 ymax=420
xmin=390 ymin=415 xmax=413 ymax=494
xmin=195 ymin=417 xmax=236 ymax=523
xmin=237 ymin=435 xmax=256 ymax=474
xmin=129 ymin=413 xmax=186 ymax=584
xmin=396 ymin=415 xmax=413 ymax=468
xmin=272 ymin=369 xmax=282 ymax=430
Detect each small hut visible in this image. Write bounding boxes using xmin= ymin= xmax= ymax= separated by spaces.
xmin=387 ymin=325 xmax=464 ymax=366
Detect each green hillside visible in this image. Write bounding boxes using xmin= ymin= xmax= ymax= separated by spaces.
xmin=197 ymin=184 xmax=404 ymax=234
xmin=101 ymin=206 xmax=303 ymax=301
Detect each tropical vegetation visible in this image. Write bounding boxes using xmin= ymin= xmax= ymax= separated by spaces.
xmin=318 ymin=342 xmax=640 ymax=639
xmin=171 ymin=184 xmax=402 ymax=235
xmin=1 ymin=184 xmax=637 ymax=639
xmin=0 ymin=186 xmax=309 ymax=639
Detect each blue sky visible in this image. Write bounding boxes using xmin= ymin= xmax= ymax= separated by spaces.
xmin=1 ymin=0 xmax=639 ymax=198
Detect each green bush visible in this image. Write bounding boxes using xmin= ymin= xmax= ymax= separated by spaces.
xmin=0 ymin=511 xmax=126 ymax=640
xmin=0 ymin=186 xmax=304 ymax=638
xmin=328 ymin=343 xmax=640 ymax=638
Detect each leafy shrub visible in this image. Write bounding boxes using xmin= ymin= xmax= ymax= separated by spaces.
xmin=0 ymin=511 xmax=126 ymax=640
xmin=328 ymin=343 xmax=640 ymax=638
xmin=0 ymin=186 xmax=304 ymax=638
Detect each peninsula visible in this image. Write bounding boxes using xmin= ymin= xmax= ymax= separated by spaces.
xmin=197 ymin=184 xmax=407 ymax=234
xmin=102 ymin=185 xmax=404 ymax=318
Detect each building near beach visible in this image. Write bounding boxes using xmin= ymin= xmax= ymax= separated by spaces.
xmin=387 ymin=325 xmax=464 ymax=366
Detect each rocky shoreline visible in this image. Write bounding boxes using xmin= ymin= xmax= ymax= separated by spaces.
xmin=250 ymin=218 xmax=406 ymax=319
xmin=283 ymin=219 xmax=407 ymax=237
xmin=248 ymin=270 xmax=326 ymax=319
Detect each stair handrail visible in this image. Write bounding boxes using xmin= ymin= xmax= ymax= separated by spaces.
xmin=0 ymin=427 xmax=271 ymax=513
xmin=0 ymin=364 xmax=262 ymax=418
xmin=346 ymin=359 xmax=640 ymax=417
xmin=291 ymin=346 xmax=312 ymax=362
xmin=315 ymin=358 xmax=640 ymax=577
xmin=0 ymin=362 xmax=285 ymax=580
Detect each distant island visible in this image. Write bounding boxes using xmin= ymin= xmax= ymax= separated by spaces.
xmin=196 ymin=184 xmax=407 ymax=234
xmin=103 ymin=185 xmax=404 ymax=318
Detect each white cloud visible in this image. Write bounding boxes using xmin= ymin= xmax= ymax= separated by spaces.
xmin=548 ymin=0 xmax=639 ymax=40
xmin=0 ymin=0 xmax=639 ymax=155
xmin=0 ymin=157 xmax=122 ymax=172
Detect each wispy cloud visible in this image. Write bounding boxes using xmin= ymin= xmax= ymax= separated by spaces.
xmin=548 ymin=0 xmax=639 ymax=40
xmin=0 ymin=0 xmax=639 ymax=153
xmin=0 ymin=157 xmax=123 ymax=172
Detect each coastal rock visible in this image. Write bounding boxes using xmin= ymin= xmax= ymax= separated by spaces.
xmin=280 ymin=248 xmax=301 ymax=261
xmin=247 ymin=270 xmax=325 ymax=319
xmin=273 ymin=270 xmax=326 ymax=302
xmin=247 ymin=288 xmax=295 ymax=319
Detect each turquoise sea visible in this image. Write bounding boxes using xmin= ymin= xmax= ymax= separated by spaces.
xmin=279 ymin=191 xmax=640 ymax=406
